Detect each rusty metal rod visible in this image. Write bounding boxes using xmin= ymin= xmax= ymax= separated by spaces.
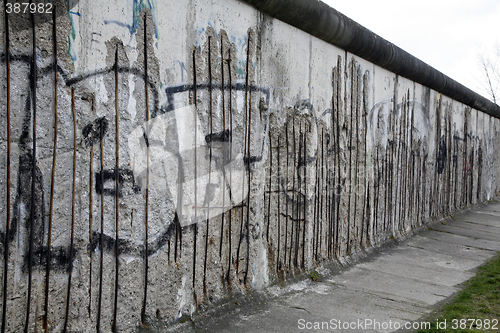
xmin=244 ymin=40 xmax=252 ymax=285
xmin=328 ymin=137 xmax=334 ymax=258
xmin=318 ymin=130 xmax=324 ymax=258
xmin=276 ymin=136 xmax=281 ymax=272
xmin=226 ymin=50 xmax=233 ymax=282
xmin=88 ymin=100 xmax=94 ymax=318
xmin=285 ymin=122 xmax=290 ymax=269
xmin=1 ymin=4 xmax=11 ymax=332
xmin=203 ymin=36 xmax=213 ymax=294
xmin=219 ymin=36 xmax=226 ymax=259
xmin=174 ymin=31 xmax=182 ymax=263
xmin=292 ymin=120 xmax=298 ymax=267
xmin=312 ymin=134 xmax=319 ymax=260
xmin=353 ymin=70 xmax=360 ymax=248
xmin=346 ymin=62 xmax=354 ymax=255
xmin=96 ymin=116 xmax=105 ymax=333
xmin=362 ymin=77 xmax=369 ymax=246
xmin=267 ymin=131 xmax=272 ymax=242
xmin=25 ymin=7 xmax=37 ymax=332
xmin=141 ymin=14 xmax=150 ymax=325
xmin=301 ymin=126 xmax=306 ymax=268
xmin=192 ymin=50 xmax=198 ymax=290
xmin=297 ymin=126 xmax=303 ymax=267
xmin=325 ymin=136 xmax=331 ymax=258
xmin=236 ymin=38 xmax=251 ymax=275
xmin=112 ymin=46 xmax=120 ymax=333
xmin=43 ymin=8 xmax=58 ymax=330
xmin=334 ymin=65 xmax=341 ymax=257
xmin=63 ymin=88 xmax=77 ymax=333
xmin=320 ymin=138 xmax=325 ymax=260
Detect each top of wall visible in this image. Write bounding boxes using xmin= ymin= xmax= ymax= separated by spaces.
xmin=243 ymin=0 xmax=500 ymax=119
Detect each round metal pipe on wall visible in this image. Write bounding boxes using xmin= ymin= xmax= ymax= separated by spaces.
xmin=243 ymin=0 xmax=500 ymax=118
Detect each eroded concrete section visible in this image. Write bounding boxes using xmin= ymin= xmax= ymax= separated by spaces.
xmin=171 ymin=202 xmax=500 ymax=333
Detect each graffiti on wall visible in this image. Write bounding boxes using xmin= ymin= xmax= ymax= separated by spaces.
xmin=0 ymin=7 xmax=492 ymax=333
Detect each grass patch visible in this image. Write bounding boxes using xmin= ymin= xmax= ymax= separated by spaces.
xmin=416 ymin=252 xmax=500 ymax=332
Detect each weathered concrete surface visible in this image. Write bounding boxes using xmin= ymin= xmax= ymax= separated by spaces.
xmin=0 ymin=0 xmax=499 ymax=331
xmin=167 ymin=201 xmax=500 ymax=333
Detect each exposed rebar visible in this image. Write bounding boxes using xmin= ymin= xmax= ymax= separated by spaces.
xmin=63 ymin=88 xmax=77 ymax=333
xmin=203 ymin=36 xmax=213 ymax=294
xmin=96 ymin=116 xmax=105 ymax=333
xmin=43 ymin=8 xmax=58 ymax=330
xmin=88 ymin=100 xmax=94 ymax=318
xmin=219 ymin=36 xmax=226 ymax=259
xmin=276 ymin=136 xmax=281 ymax=272
xmin=141 ymin=14 xmax=150 ymax=325
xmin=267 ymin=131 xmax=272 ymax=242
xmin=244 ymin=39 xmax=252 ymax=285
xmin=226 ymin=50 xmax=233 ymax=282
xmin=192 ymin=50 xmax=198 ymax=290
xmin=1 ymin=5 xmax=11 ymax=332
xmin=112 ymin=46 xmax=120 ymax=333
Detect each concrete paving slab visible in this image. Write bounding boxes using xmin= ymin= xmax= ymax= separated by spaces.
xmin=425 ymin=230 xmax=500 ymax=251
xmin=330 ymin=266 xmax=458 ymax=306
xmin=475 ymin=203 xmax=500 ymax=212
xmin=356 ymin=257 xmax=474 ymax=287
xmin=378 ymin=246 xmax=483 ymax=271
xmin=405 ymin=234 xmax=497 ymax=260
xmin=281 ymin=285 xmax=430 ymax=331
xmin=455 ymin=212 xmax=500 ymax=225
xmin=473 ymin=210 xmax=500 ymax=217
xmin=438 ymin=220 xmax=500 ymax=235
xmin=429 ymin=223 xmax=500 ymax=242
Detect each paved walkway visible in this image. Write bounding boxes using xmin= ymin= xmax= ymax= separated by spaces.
xmin=168 ymin=201 xmax=500 ymax=333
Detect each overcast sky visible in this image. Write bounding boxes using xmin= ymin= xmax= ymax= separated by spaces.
xmin=320 ymin=0 xmax=500 ymax=101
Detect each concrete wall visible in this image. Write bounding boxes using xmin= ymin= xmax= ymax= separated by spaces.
xmin=0 ymin=0 xmax=499 ymax=331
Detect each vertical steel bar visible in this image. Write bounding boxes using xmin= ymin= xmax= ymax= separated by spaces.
xmin=63 ymin=89 xmax=77 ymax=332
xmin=326 ymin=163 xmax=331 ymax=257
xmin=192 ymin=50 xmax=198 ymax=290
xmin=346 ymin=62 xmax=354 ymax=255
xmin=203 ymin=36 xmax=213 ymax=294
xmin=25 ymin=7 xmax=37 ymax=332
xmin=43 ymin=8 xmax=58 ymax=330
xmin=291 ymin=120 xmax=296 ymax=267
xmin=298 ymin=125 xmax=303 ymax=268
xmin=1 ymin=4 xmax=11 ymax=332
xmin=236 ymin=38 xmax=250 ymax=275
xmin=301 ymin=126 xmax=306 ymax=268
xmin=335 ymin=65 xmax=341 ymax=257
xmin=267 ymin=131 xmax=272 ymax=242
xmin=226 ymin=50 xmax=233 ymax=282
xmin=313 ymin=132 xmax=320 ymax=260
xmin=96 ymin=117 xmax=105 ymax=333
xmin=353 ymin=70 xmax=360 ymax=247
xmin=276 ymin=136 xmax=281 ymax=272
xmin=285 ymin=122 xmax=291 ymax=269
xmin=112 ymin=46 xmax=120 ymax=333
xmin=318 ymin=130 xmax=324 ymax=258
xmin=363 ymin=78 xmax=369 ymax=246
xmin=219 ymin=36 xmax=225 ymax=259
xmin=244 ymin=43 xmax=252 ymax=285
xmin=141 ymin=14 xmax=150 ymax=325
xmin=88 ymin=100 xmax=94 ymax=318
